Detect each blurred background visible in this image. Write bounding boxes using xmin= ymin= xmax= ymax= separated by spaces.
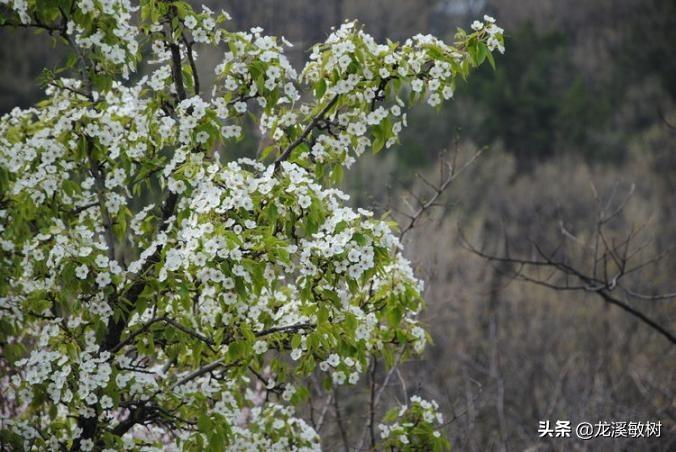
xmin=2 ymin=0 xmax=674 ymax=450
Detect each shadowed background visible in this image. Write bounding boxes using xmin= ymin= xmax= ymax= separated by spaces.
xmin=1 ymin=0 xmax=674 ymax=450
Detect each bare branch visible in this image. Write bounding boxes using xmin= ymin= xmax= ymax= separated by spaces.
xmin=316 ymin=392 xmax=334 ymax=432
xmin=618 ymin=286 xmax=676 ymax=301
xmin=463 ymin=230 xmax=676 ymax=345
xmin=333 ymin=389 xmax=350 ymax=452
xmin=400 ymin=148 xmax=483 ymax=240
xmin=356 ymin=349 xmax=406 ymax=450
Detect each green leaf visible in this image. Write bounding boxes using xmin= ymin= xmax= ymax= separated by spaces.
xmin=486 ymin=50 xmax=496 ymax=70
xmin=315 ymin=78 xmax=327 ymax=98
xmin=197 ymin=413 xmax=211 ymax=432
xmin=478 ymin=42 xmax=488 ymax=65
xmin=329 ymin=164 xmax=343 ymax=185
xmin=372 ymin=134 xmax=385 ymax=154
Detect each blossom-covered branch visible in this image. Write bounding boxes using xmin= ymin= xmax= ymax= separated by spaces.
xmin=0 ymin=0 xmax=504 ymax=449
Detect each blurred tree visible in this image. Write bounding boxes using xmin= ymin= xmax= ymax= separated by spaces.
xmin=460 ymin=23 xmax=614 ymax=165
xmin=619 ymin=0 xmax=676 ymax=103
xmin=0 ymin=30 xmax=64 ymax=114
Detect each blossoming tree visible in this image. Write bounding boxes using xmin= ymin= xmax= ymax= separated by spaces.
xmin=0 ymin=0 xmax=503 ymax=449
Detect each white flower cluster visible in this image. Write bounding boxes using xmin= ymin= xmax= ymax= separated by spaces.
xmin=229 ymin=403 xmax=320 ymax=451
xmin=378 ymin=396 xmax=445 ymax=448
xmin=318 ymin=353 xmax=363 ymax=386
xmin=73 ymin=0 xmax=139 ymax=78
xmin=480 ymin=15 xmax=506 ymax=54
xmin=3 ymin=0 xmax=140 ymax=78
xmin=1 ymin=0 xmax=30 ymax=24
xmin=150 ymin=156 xmax=426 ymax=346
xmin=291 ymin=18 xmax=504 ymax=168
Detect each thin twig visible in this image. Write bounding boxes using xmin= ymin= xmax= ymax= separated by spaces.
xmin=316 ymin=392 xmax=334 ymax=432
xmin=400 ymin=148 xmax=483 ymax=240
xmin=462 ymin=232 xmax=676 ymax=345
xmin=333 ymin=389 xmax=350 ymax=452
xmin=356 ymin=350 xmax=406 ymax=450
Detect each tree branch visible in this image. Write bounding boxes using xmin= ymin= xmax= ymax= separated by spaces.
xmin=86 ymin=140 xmax=116 ymax=262
xmin=182 ymin=34 xmax=200 ymax=95
xmin=111 ymin=316 xmax=216 ymax=353
xmin=463 ymin=234 xmax=676 ymax=345
xmin=400 ymin=147 xmax=483 ymax=240
xmin=333 ymin=389 xmax=350 ymax=452
xmin=274 ymin=95 xmax=339 ymax=167
xmin=255 ymin=322 xmax=315 ymax=337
